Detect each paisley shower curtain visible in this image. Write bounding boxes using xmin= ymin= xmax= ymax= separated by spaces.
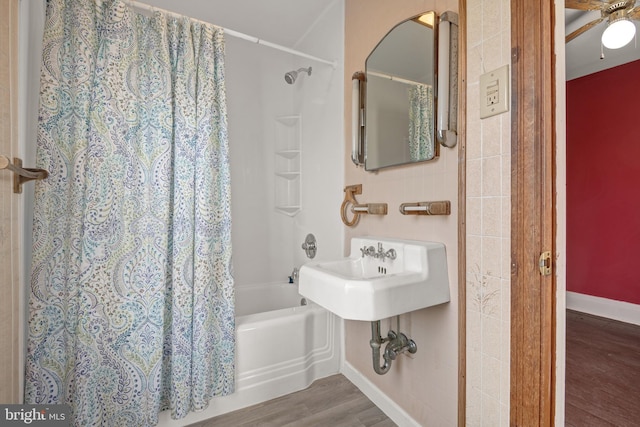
xmin=408 ymin=83 xmax=434 ymax=161
xmin=25 ymin=0 xmax=235 ymax=425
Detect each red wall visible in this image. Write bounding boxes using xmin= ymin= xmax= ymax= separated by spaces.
xmin=567 ymin=59 xmax=640 ymax=305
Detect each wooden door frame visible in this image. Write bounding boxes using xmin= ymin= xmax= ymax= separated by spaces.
xmin=457 ymin=1 xmax=467 ymax=426
xmin=0 ymin=0 xmax=21 ymax=404
xmin=510 ymin=1 xmax=557 ymax=426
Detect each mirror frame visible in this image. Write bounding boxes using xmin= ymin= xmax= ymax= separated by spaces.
xmin=364 ymin=11 xmax=440 ymax=171
xmin=352 ymin=11 xmax=458 ymax=171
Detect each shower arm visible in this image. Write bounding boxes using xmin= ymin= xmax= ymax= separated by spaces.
xmin=284 ymin=67 xmax=312 ymax=84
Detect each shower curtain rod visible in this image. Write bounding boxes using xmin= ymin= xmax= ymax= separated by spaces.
xmin=127 ymin=1 xmax=338 ymax=68
xmin=367 ymin=70 xmax=426 ymax=87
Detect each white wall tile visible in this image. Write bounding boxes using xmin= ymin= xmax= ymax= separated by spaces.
xmin=481 ymin=197 xmax=501 ymax=237
xmin=466 ymin=0 xmax=511 ymax=424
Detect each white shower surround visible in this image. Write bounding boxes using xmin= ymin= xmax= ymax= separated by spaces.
xmin=224 ymin=12 xmax=345 ymax=288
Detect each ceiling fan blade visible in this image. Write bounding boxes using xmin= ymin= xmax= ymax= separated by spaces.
xmin=566 ymin=17 xmax=605 ymax=42
xmin=628 ymin=6 xmax=640 ymax=19
xmin=566 ymin=0 xmax=607 ymax=10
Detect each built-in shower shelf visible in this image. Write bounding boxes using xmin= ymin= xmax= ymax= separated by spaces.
xmin=275 ymin=205 xmax=301 ymax=216
xmin=275 ymin=115 xmax=300 ymax=127
xmin=276 ymin=150 xmax=300 ymax=159
xmin=276 ymin=172 xmax=300 ymax=180
xmin=274 ymin=115 xmax=301 ymax=216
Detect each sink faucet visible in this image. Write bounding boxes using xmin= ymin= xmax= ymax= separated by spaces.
xmin=375 ymin=242 xmax=397 ymax=262
xmin=360 ymin=243 xmax=397 ymax=261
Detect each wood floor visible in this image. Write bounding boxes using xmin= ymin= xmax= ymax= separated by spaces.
xmin=186 ymin=310 xmax=639 ymax=426
xmin=187 ymin=374 xmax=396 ymax=427
xmin=565 ymin=310 xmax=640 ymax=427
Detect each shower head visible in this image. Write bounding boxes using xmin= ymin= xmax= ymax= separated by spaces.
xmin=284 ymin=67 xmax=312 ymax=84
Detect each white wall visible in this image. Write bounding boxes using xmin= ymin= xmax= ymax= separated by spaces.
xmin=290 ymin=0 xmax=345 ymax=267
xmin=343 ymin=2 xmax=459 ymax=425
xmin=224 ymin=1 xmax=344 ymax=286
xmin=225 ymin=38 xmax=298 ymax=286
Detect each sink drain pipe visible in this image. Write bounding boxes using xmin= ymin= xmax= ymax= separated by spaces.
xmin=370 ymin=318 xmax=418 ymax=375
xmin=370 ymin=321 xmax=392 ymax=375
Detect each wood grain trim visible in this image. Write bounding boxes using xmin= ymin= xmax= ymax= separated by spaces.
xmin=457 ymin=1 xmax=467 ymax=426
xmin=510 ymin=1 xmax=557 ymax=426
xmin=0 ymin=0 xmax=21 ymax=404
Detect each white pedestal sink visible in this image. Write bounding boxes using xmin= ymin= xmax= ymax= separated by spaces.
xmin=299 ymin=236 xmax=450 ymax=321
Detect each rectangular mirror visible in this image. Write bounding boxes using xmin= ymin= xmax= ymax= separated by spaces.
xmin=363 ymin=11 xmax=438 ymax=171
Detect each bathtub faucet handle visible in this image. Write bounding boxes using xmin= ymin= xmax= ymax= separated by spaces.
xmin=301 ymin=234 xmax=317 ymax=259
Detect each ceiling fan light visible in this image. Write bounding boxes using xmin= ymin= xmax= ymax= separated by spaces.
xmin=601 ymin=18 xmax=636 ymax=49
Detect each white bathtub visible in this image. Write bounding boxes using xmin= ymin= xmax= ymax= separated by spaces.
xmin=158 ymin=282 xmax=340 ymax=426
xmin=235 ymin=281 xmax=308 ymax=317
xmin=235 ymin=282 xmax=338 ymax=391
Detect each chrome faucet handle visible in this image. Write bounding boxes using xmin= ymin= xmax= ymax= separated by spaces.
xmin=367 ymin=246 xmax=376 ymax=257
xmin=301 ymin=234 xmax=317 ymax=259
xmin=385 ymin=249 xmax=397 ymax=261
xmin=361 ymin=245 xmax=376 ymax=257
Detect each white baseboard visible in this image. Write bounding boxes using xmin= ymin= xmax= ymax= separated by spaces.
xmin=341 ymin=361 xmax=420 ymax=427
xmin=566 ymin=291 xmax=640 ymax=326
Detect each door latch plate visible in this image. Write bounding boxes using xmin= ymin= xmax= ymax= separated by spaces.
xmin=539 ymin=251 xmax=551 ymax=276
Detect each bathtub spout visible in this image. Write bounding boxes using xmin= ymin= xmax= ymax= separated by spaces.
xmin=370 ymin=321 xmax=392 ymax=375
xmin=288 ymin=267 xmax=299 ymax=284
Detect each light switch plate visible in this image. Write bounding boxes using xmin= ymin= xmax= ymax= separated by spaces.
xmin=480 ymin=64 xmax=510 ymax=119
